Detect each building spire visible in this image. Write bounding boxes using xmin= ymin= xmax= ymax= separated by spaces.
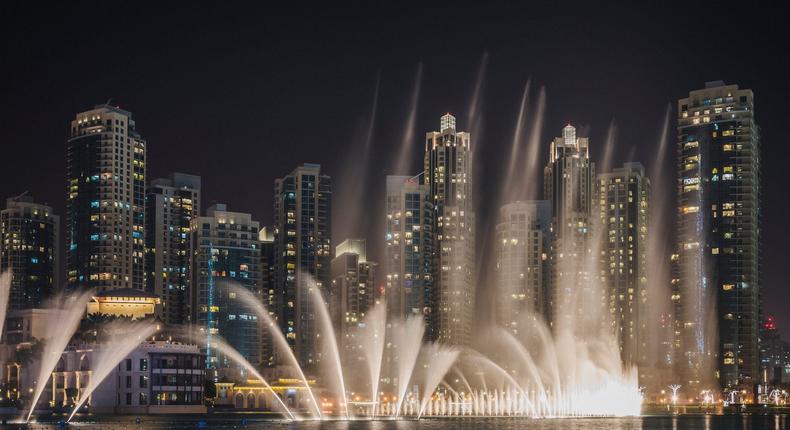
xmin=441 ymin=113 xmax=456 ymax=132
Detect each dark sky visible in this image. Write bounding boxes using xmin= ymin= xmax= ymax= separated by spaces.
xmin=2 ymin=3 xmax=788 ymax=331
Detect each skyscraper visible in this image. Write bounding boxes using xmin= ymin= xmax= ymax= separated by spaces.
xmin=596 ymin=162 xmax=649 ymax=367
xmin=384 ymin=175 xmax=434 ymax=328
xmin=66 ymin=104 xmax=146 ymax=292
xmin=1 ymin=196 xmax=59 ymax=309
xmin=258 ymin=226 xmax=277 ymax=367
xmin=494 ymin=200 xmax=551 ymax=333
xmin=145 ymin=173 xmax=201 ymax=325
xmin=273 ymin=163 xmax=332 ymax=368
xmin=425 ymin=113 xmax=475 ymax=346
xmin=676 ymin=81 xmax=760 ymax=396
xmin=330 ymin=238 xmax=377 ymax=351
xmin=544 ymin=124 xmax=595 ymax=332
xmin=190 ymin=203 xmax=262 ymax=368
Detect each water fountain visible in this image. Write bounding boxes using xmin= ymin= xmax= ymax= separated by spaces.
xmin=67 ymin=321 xmax=158 ymax=422
xmin=225 ymin=283 xmax=322 ymax=418
xmin=307 ymin=278 xmax=350 ymax=419
xmin=392 ymin=315 xmax=425 ymax=416
xmin=207 ymin=335 xmax=296 ymax=420
xmin=25 ymin=290 xmax=94 ymax=422
xmin=0 ymin=272 xmax=10 ymax=338
xmin=417 ymin=343 xmax=459 ymax=418
xmin=358 ymin=300 xmax=386 ymax=416
xmin=392 ymin=63 xmax=423 ymax=176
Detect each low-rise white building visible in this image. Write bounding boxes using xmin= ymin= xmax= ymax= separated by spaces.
xmin=52 ymin=341 xmax=206 ymax=414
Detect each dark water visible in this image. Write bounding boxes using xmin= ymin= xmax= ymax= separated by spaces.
xmin=5 ymin=415 xmax=790 ymax=430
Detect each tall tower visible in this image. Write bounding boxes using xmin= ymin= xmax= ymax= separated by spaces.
xmin=258 ymin=226 xmax=277 ymax=367
xmin=544 ymin=124 xmax=595 ymax=333
xmin=190 ymin=203 xmax=262 ymax=368
xmin=385 ymin=175 xmax=434 ymax=328
xmin=495 ymin=200 xmax=551 ymax=333
xmin=596 ymin=163 xmax=649 ymax=367
xmin=1 ymin=196 xmax=59 ymax=309
xmin=145 ymin=173 xmax=201 ymax=325
xmin=425 ymin=113 xmax=475 ymax=346
xmin=676 ymin=81 xmax=760 ymax=397
xmin=66 ymin=105 xmax=146 ymax=292
xmin=330 ymin=238 xmax=377 ymax=351
xmin=273 ymin=163 xmax=332 ymax=368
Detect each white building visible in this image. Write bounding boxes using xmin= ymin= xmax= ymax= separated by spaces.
xmin=52 ymin=341 xmax=206 ymax=414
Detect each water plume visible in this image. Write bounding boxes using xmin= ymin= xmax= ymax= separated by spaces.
xmin=209 ymin=335 xmax=296 ymax=420
xmin=359 ymin=300 xmax=386 ymax=415
xmin=68 ymin=320 xmax=158 ymax=422
xmin=417 ymin=343 xmax=459 ymax=418
xmin=25 ymin=290 xmax=94 ymax=422
xmin=523 ymin=86 xmax=546 ymax=200
xmin=0 ymin=272 xmax=10 ymax=338
xmin=392 ymin=63 xmax=423 ymax=175
xmin=333 ymin=72 xmax=381 ymax=241
xmin=225 ymin=282 xmax=321 ymax=417
xmin=503 ymin=80 xmax=531 ymax=203
xmin=467 ymin=52 xmax=488 ymax=155
xmin=306 ymin=276 xmax=350 ymax=419
xmin=392 ymin=315 xmax=425 ymax=416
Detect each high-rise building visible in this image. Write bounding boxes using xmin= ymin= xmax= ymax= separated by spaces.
xmin=190 ymin=203 xmax=261 ymax=368
xmin=273 ymin=164 xmax=332 ymax=368
xmin=760 ymin=316 xmax=790 ymax=385
xmin=425 ymin=114 xmax=475 ymax=346
xmin=676 ymin=81 xmax=761 ymax=396
xmin=544 ymin=124 xmax=595 ymax=332
xmin=145 ymin=173 xmax=201 ymax=325
xmin=258 ymin=226 xmax=277 ymax=367
xmin=66 ymin=104 xmax=146 ymax=292
xmin=385 ymin=175 xmax=434 ymax=328
xmin=596 ymin=163 xmax=649 ymax=367
xmin=494 ymin=200 xmax=551 ymax=334
xmin=1 ymin=196 xmax=59 ymax=309
xmin=330 ymin=238 xmax=377 ymax=351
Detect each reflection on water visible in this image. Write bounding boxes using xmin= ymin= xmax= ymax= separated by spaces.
xmin=4 ymin=415 xmax=788 ymax=430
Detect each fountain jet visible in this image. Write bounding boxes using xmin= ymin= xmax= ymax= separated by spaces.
xmin=209 ymin=335 xmax=296 ymax=420
xmin=68 ymin=321 xmax=158 ymax=422
xmin=392 ymin=63 xmax=423 ymax=175
xmin=25 ymin=290 xmax=94 ymax=422
xmin=359 ymin=300 xmax=387 ymax=415
xmin=225 ymin=282 xmax=322 ymax=418
xmin=393 ymin=315 xmax=425 ymax=416
xmin=0 ymin=272 xmax=10 ymax=338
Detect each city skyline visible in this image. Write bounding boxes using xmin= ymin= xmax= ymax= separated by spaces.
xmin=2 ymin=4 xmax=786 ymax=335
xmin=2 ymin=3 xmax=789 ymax=423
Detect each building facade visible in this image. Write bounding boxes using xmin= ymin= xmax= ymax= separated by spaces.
xmin=66 ymin=105 xmax=146 ymax=292
xmin=52 ymin=341 xmax=205 ymax=414
xmin=145 ymin=173 xmax=201 ymax=325
xmin=425 ymin=114 xmax=475 ymax=346
xmin=330 ymin=238 xmax=377 ymax=351
xmin=190 ymin=204 xmax=262 ymax=368
xmin=676 ymin=81 xmax=761 ymax=396
xmin=273 ymin=164 xmax=332 ymax=368
xmin=384 ymin=175 xmax=434 ymax=330
xmin=544 ymin=124 xmax=595 ymax=333
xmin=258 ymin=227 xmax=277 ymax=367
xmin=494 ymin=200 xmax=551 ymax=334
xmin=596 ymin=163 xmax=649 ymax=367
xmin=1 ymin=196 xmax=59 ymax=309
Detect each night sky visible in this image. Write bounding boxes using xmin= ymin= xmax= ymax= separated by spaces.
xmin=2 ymin=3 xmax=788 ymax=331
